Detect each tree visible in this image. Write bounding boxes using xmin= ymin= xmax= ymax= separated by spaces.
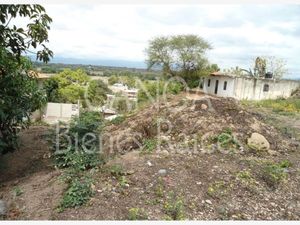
xmin=108 ymin=75 xmax=119 ymax=85
xmin=0 ymin=5 xmax=53 ymax=62
xmin=146 ymin=35 xmax=213 ymax=86
xmin=112 ymin=96 xmax=136 ymax=114
xmin=261 ymin=56 xmax=288 ymax=79
xmin=0 ymin=5 xmax=52 ymax=154
xmin=0 ymin=50 xmax=46 ymax=154
xmin=44 ymin=69 xmax=90 ymax=103
xmin=87 ymin=79 xmax=112 ymax=106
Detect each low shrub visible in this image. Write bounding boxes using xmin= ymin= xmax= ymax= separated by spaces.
xmin=50 ymin=111 xmax=104 ymax=171
xmin=212 ymin=128 xmax=240 ymax=150
xmin=261 ymin=160 xmax=291 ymax=188
xmin=110 ymin=115 xmax=126 ymax=125
xmin=163 ymin=192 xmax=185 ymax=220
xmin=141 ymin=138 xmax=157 ymax=154
xmin=128 ymin=207 xmax=148 ymax=220
xmin=109 ymin=164 xmax=125 ymax=177
xmin=59 ymin=176 xmax=94 ymax=211
xmin=137 ymin=80 xmax=184 ymax=103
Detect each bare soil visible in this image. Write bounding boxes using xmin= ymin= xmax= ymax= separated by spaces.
xmin=1 ymin=94 xmax=300 ymax=220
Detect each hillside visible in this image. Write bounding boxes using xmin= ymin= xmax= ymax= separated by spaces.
xmin=1 ymin=93 xmax=300 ymax=220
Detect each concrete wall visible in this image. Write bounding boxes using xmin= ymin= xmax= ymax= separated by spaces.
xmin=201 ymin=76 xmax=235 ymax=98
xmin=200 ymin=75 xmax=300 ymax=100
xmin=44 ymin=102 xmax=79 ymax=123
xmin=234 ymin=77 xmax=300 ymax=100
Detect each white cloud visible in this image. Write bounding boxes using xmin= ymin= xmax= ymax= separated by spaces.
xmin=43 ymin=4 xmax=300 ymax=78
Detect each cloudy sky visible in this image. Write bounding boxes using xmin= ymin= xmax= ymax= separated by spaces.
xmin=43 ymin=4 xmax=300 ymax=79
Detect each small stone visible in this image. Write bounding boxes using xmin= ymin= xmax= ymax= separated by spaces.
xmin=196 ymin=181 xmax=202 ymax=185
xmin=147 ymin=161 xmax=152 ymax=167
xmin=201 ymin=104 xmax=208 ymax=110
xmin=0 ymin=200 xmax=7 ymax=216
xmin=158 ymin=169 xmax=167 ymax=176
xmin=160 ymin=150 xmax=169 ymax=156
xmin=205 ymin=199 xmax=212 ymax=205
xmin=126 ymin=170 xmax=135 ymax=175
xmin=97 ymin=189 xmax=103 ymax=193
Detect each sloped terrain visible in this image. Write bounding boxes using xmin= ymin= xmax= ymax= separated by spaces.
xmin=1 ymin=93 xmax=300 ymax=220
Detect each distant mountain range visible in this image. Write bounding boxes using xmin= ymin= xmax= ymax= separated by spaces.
xmin=35 ymin=56 xmax=148 ymax=69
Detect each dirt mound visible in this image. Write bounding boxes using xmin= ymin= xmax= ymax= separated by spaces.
xmin=103 ymin=94 xmax=296 ymax=155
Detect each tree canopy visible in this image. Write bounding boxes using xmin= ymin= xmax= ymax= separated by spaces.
xmin=87 ymin=79 xmax=112 ymax=106
xmin=0 ymin=4 xmax=52 ymax=154
xmin=0 ymin=4 xmax=53 ymax=62
xmin=45 ymin=69 xmax=112 ymax=107
xmin=44 ymin=69 xmax=90 ymax=104
xmin=146 ymin=35 xmax=215 ymax=87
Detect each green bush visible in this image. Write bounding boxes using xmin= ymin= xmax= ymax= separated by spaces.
xmin=261 ymin=160 xmax=291 ymax=188
xmin=59 ymin=177 xmax=94 ymax=211
xmin=51 ymin=111 xmax=104 ymax=171
xmin=213 ymin=128 xmax=239 ymax=149
xmin=110 ymin=115 xmax=126 ymax=125
xmin=0 ymin=50 xmax=46 ymax=154
xmin=137 ymin=80 xmax=184 ymax=103
xmin=163 ymin=192 xmax=185 ymax=220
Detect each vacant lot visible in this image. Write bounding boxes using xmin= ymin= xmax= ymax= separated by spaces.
xmin=1 ymin=94 xmax=300 ymax=220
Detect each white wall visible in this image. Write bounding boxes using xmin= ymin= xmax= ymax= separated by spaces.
xmin=201 ymin=76 xmax=235 ymax=98
xmin=45 ymin=102 xmax=79 ymax=123
xmin=200 ymin=75 xmax=300 ymax=100
xmin=234 ymin=77 xmax=300 ymax=100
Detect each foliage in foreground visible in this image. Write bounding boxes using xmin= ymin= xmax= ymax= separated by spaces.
xmin=49 ymin=111 xmax=104 ymax=211
xmin=0 ymin=4 xmax=52 ymax=154
xmin=261 ymin=160 xmax=291 ymax=188
xmin=50 ymin=111 xmax=104 ymax=170
xmin=59 ymin=176 xmax=94 ymax=211
xmin=0 ymin=50 xmax=46 ymax=154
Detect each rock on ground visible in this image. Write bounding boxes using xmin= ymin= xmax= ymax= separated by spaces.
xmin=247 ymin=132 xmax=270 ymax=151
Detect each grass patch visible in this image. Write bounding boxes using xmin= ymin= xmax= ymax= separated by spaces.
xmin=128 ymin=207 xmax=148 ymax=220
xmin=242 ymin=98 xmax=300 ymax=114
xmin=207 ymin=181 xmax=230 ymax=199
xmin=141 ymin=138 xmax=157 ymax=154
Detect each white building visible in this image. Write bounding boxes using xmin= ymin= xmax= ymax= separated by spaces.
xmin=109 ymin=83 xmax=138 ymax=101
xmin=199 ymin=72 xmax=300 ymax=100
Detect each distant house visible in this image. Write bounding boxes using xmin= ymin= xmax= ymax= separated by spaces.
xmin=109 ymin=83 xmax=138 ymax=101
xmin=199 ymin=72 xmax=300 ymax=100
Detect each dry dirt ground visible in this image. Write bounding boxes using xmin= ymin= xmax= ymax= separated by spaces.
xmin=1 ymin=94 xmax=300 ymax=220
